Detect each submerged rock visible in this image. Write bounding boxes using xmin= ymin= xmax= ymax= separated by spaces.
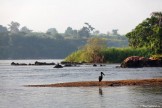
xmin=11 ymin=61 xmax=55 ymax=66
xmin=93 ymin=64 xmax=97 ymax=67
xmin=11 ymin=62 xmax=27 ymax=66
xmin=35 ymin=61 xmax=55 ymax=65
xmin=54 ymin=63 xmax=63 ymax=68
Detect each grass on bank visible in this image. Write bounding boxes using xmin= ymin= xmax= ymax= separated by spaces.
xmin=65 ymin=47 xmax=153 ymax=63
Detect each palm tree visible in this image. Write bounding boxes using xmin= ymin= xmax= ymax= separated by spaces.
xmin=151 ymin=12 xmax=162 ymax=27
xmin=84 ymin=22 xmax=95 ymax=32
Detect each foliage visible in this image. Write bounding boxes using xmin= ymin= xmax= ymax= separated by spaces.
xmin=65 ymin=47 xmax=153 ymax=63
xmin=151 ymin=12 xmax=162 ymax=26
xmin=64 ymin=50 xmax=88 ymax=62
xmin=8 ymin=21 xmax=20 ymax=34
xmin=46 ymin=28 xmax=58 ymax=35
xmin=0 ymin=25 xmax=8 ymax=33
xmin=78 ymin=27 xmax=90 ymax=38
xmin=64 ymin=27 xmax=78 ymax=38
xmin=150 ymin=54 xmax=162 ymax=60
xmin=126 ymin=12 xmax=162 ymax=54
xmin=20 ymin=26 xmax=32 ymax=34
xmin=0 ymin=21 xmax=128 ymax=59
xmin=82 ymin=37 xmax=107 ymax=62
xmin=65 ymin=27 xmax=73 ymax=36
xmin=0 ymin=33 xmax=85 ymax=59
xmin=102 ymin=47 xmax=152 ymax=63
xmin=0 ymin=30 xmax=127 ymax=59
xmin=77 ymin=23 xmax=95 ymax=38
xmin=65 ymin=37 xmax=107 ymax=63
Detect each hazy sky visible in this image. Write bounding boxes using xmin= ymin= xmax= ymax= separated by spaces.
xmin=0 ymin=0 xmax=162 ymax=34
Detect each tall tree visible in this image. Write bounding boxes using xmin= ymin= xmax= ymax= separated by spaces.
xmin=73 ymin=29 xmax=78 ymax=38
xmin=151 ymin=12 xmax=162 ymax=53
xmin=8 ymin=21 xmax=20 ymax=33
xmin=46 ymin=28 xmax=58 ymax=35
xmin=20 ymin=26 xmax=32 ymax=34
xmin=83 ymin=37 xmax=106 ymax=63
xmin=84 ymin=22 xmax=95 ymax=31
xmin=151 ymin=12 xmax=162 ymax=27
xmin=65 ymin=27 xmax=73 ymax=36
xmin=78 ymin=27 xmax=90 ymax=38
xmin=93 ymin=30 xmax=100 ymax=36
xmin=55 ymin=33 xmax=64 ymax=40
xmin=126 ymin=13 xmax=162 ymax=53
xmin=0 ymin=25 xmax=8 ymax=33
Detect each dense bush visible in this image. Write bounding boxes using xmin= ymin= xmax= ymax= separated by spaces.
xmin=150 ymin=54 xmax=162 ymax=59
xmin=102 ymin=47 xmax=152 ymax=63
xmin=126 ymin=14 xmax=162 ymax=54
xmin=65 ymin=47 xmax=153 ymax=63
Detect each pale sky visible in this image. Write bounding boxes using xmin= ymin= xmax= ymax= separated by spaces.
xmin=0 ymin=0 xmax=162 ymax=34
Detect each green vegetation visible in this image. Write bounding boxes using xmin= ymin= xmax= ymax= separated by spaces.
xmin=65 ymin=12 xmax=162 ymax=63
xmin=65 ymin=37 xmax=131 ymax=63
xmin=102 ymin=47 xmax=152 ymax=63
xmin=150 ymin=54 xmax=162 ymax=59
xmin=65 ymin=47 xmax=152 ymax=63
xmin=126 ymin=12 xmax=162 ymax=54
xmin=64 ymin=37 xmax=101 ymax=63
xmin=0 ymin=35 xmax=85 ymax=59
xmin=2 ymin=11 xmax=161 ymax=61
xmin=0 ymin=21 xmax=127 ymax=59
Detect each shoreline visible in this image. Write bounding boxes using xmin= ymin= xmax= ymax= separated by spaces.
xmin=25 ymin=78 xmax=162 ymax=87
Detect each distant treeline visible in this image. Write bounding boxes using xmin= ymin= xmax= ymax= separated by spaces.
xmin=0 ymin=35 xmax=84 ymax=59
xmin=0 ymin=22 xmax=128 ymax=59
xmin=65 ymin=12 xmax=162 ymax=63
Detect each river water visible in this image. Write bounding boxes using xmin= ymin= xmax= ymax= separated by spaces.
xmin=0 ymin=60 xmax=162 ymax=108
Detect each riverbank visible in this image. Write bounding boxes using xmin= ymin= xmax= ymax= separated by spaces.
xmin=64 ymin=47 xmax=152 ymax=63
xmin=25 ymin=78 xmax=162 ymax=87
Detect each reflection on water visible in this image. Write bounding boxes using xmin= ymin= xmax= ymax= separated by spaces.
xmin=99 ymin=87 xmax=103 ymax=96
xmin=0 ymin=60 xmax=162 ymax=108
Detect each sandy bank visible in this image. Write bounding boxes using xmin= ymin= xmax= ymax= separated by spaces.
xmin=25 ymin=78 xmax=162 ymax=87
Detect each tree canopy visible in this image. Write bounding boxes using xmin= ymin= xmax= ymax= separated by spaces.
xmin=126 ymin=12 xmax=162 ymax=54
xmin=0 ymin=21 xmax=128 ymax=59
xmin=84 ymin=37 xmax=106 ymax=62
xmin=71 ymin=37 xmax=107 ymax=63
xmin=8 ymin=21 xmax=20 ymax=34
xmin=0 ymin=25 xmax=8 ymax=33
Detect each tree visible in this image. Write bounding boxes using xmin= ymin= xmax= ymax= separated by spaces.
xmin=84 ymin=22 xmax=95 ymax=32
xmin=55 ymin=33 xmax=64 ymax=40
xmin=73 ymin=29 xmax=78 ymax=38
xmin=83 ymin=37 xmax=106 ymax=63
xmin=93 ymin=30 xmax=100 ymax=36
xmin=78 ymin=27 xmax=90 ymax=38
xmin=112 ymin=29 xmax=119 ymax=36
xmin=0 ymin=25 xmax=8 ymax=33
xmin=78 ymin=23 xmax=95 ymax=38
xmin=151 ymin=12 xmax=162 ymax=53
xmin=8 ymin=21 xmax=20 ymax=33
xmin=65 ymin=27 xmax=73 ymax=36
xmin=126 ymin=13 xmax=162 ymax=53
xmin=64 ymin=27 xmax=78 ymax=38
xmin=20 ymin=26 xmax=32 ymax=34
xmin=46 ymin=28 xmax=58 ymax=35
xmin=151 ymin=12 xmax=162 ymax=27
